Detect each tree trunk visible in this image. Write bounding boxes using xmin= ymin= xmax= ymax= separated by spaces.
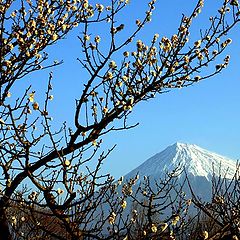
xmin=0 ymin=203 xmax=12 ymax=240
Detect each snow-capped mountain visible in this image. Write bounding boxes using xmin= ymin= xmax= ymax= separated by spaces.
xmin=124 ymin=142 xmax=237 ymax=200
xmin=125 ymin=142 xmax=236 ymax=181
xmin=87 ymin=143 xmax=237 ymax=235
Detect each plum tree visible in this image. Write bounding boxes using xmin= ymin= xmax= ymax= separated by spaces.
xmin=0 ymin=0 xmax=239 ymax=239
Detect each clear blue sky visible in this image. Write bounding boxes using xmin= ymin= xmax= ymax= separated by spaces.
xmin=14 ymin=0 xmax=240 ymax=179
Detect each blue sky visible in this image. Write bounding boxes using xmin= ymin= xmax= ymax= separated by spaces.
xmin=14 ymin=0 xmax=240 ymax=179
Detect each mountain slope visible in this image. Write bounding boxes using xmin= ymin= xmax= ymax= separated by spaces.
xmin=123 ymin=142 xmax=237 ymax=201
xmin=88 ymin=143 xmax=237 ymax=235
xmin=125 ymin=142 xmax=236 ymax=182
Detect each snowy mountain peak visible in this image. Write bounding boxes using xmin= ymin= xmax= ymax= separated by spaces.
xmin=170 ymin=142 xmax=201 ymax=151
xmin=125 ymin=143 xmax=236 ymax=181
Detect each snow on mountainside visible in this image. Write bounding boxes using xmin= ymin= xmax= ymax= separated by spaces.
xmin=93 ymin=143 xmax=237 ymax=231
xmin=124 ymin=142 xmax=236 ymax=181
